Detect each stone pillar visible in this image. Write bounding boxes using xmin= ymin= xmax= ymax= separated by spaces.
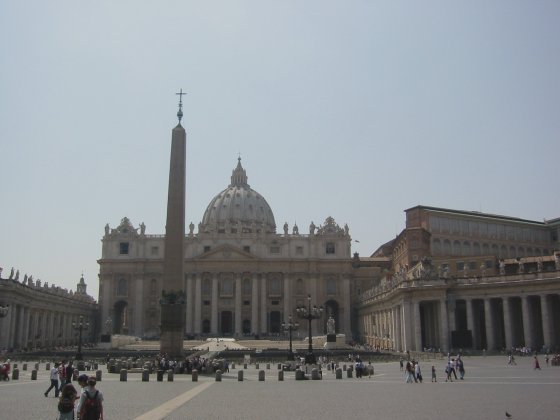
xmin=134 ymin=277 xmax=143 ymax=336
xmin=413 ymin=301 xmax=422 ymax=352
xmin=502 ymin=297 xmax=513 ymax=350
xmin=235 ymin=273 xmax=242 ymax=336
xmin=211 ymin=273 xmax=218 ymax=334
xmin=484 ymin=298 xmax=495 ymax=351
xmin=342 ymin=278 xmax=352 ymax=336
xmin=540 ymin=294 xmax=553 ymax=350
xmin=283 ymin=274 xmax=291 ymax=323
xmin=521 ymin=295 xmax=533 ymax=349
xmin=16 ymin=305 xmax=25 ymax=349
xmin=194 ymin=274 xmax=201 ymax=334
xmin=465 ymin=299 xmax=475 ymax=349
xmin=401 ymin=300 xmax=413 ymax=352
xmin=251 ymin=273 xmax=259 ymax=335
xmin=395 ymin=305 xmax=402 ymax=352
xmin=260 ymin=274 xmax=267 ymax=333
xmin=440 ymin=299 xmax=449 ymax=352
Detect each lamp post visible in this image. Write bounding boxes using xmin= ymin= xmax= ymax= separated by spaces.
xmin=281 ymin=315 xmax=299 ymax=361
xmin=72 ymin=316 xmax=89 ymax=361
xmin=296 ymin=295 xmax=324 ymax=365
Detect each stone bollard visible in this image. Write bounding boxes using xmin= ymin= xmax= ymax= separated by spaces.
xmin=277 ymin=363 xmax=282 ymax=370
xmin=93 ymin=363 xmax=98 ymax=370
xmin=255 ymin=363 xmax=259 ymax=369
xmin=46 ymin=362 xmax=51 ymax=371
xmin=157 ymin=370 xmax=164 ymax=382
xmin=336 ymin=368 xmax=342 ymax=379
xmin=295 ymin=369 xmax=305 ymax=380
xmin=258 ymin=370 xmax=265 ymax=381
xmin=347 ymin=368 xmax=353 ymax=378
xmin=327 ymin=364 xmax=331 ymax=371
xmin=142 ymin=370 xmax=149 ymax=382
xmin=34 ymin=363 xmax=39 ymax=371
xmin=238 ymin=370 xmax=243 ymax=381
xmin=343 ymin=364 xmax=347 ymax=371
xmin=31 ymin=370 xmax=37 ymax=380
xmin=243 ymin=363 xmax=247 ymax=369
xmin=96 ymin=370 xmax=102 ymax=382
xmin=312 ymin=368 xmax=321 ymax=380
xmin=231 ymin=363 xmax=235 ymax=370
xmin=215 ymin=370 xmax=222 ymax=382
xmin=23 ymin=363 xmax=28 ymax=371
xmin=192 ymin=369 xmax=198 ymax=382
xmin=13 ymin=363 xmax=17 ymax=369
xmin=120 ymin=369 xmax=127 ymax=382
xmin=278 ymin=370 xmax=284 ymax=381
xmin=266 ymin=363 xmax=270 ymax=370
xmin=12 ymin=368 xmax=19 ymax=380
xmin=167 ymin=371 xmax=174 ymax=382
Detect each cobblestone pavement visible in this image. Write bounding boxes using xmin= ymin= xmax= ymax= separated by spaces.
xmin=1 ymin=356 xmax=558 ymax=419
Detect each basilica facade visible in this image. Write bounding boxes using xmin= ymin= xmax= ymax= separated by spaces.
xmin=98 ymin=159 xmax=356 ymax=339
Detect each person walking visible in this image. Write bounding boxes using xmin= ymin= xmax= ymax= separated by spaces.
xmin=431 ymin=365 xmax=436 ymax=382
xmin=45 ymin=362 xmax=60 ymax=398
xmin=79 ymin=376 xmax=104 ymax=420
xmin=57 ymin=383 xmax=78 ymax=420
xmin=76 ymin=374 xmax=90 ymax=418
xmin=415 ymin=361 xmax=422 ymax=383
xmin=534 ymin=356 xmax=541 ymax=370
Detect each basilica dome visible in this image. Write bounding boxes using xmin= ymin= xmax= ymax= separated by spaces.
xmin=199 ymin=158 xmax=276 ymax=234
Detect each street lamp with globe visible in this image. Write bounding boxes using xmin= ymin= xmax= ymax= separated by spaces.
xmin=296 ymin=295 xmax=324 ymax=365
xmin=72 ymin=315 xmax=89 ymax=361
xmin=281 ymin=315 xmax=299 ymax=361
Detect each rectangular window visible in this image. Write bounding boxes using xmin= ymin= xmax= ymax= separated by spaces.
xmin=243 ymin=246 xmax=251 ymax=253
xmin=271 ymin=300 xmax=279 ymax=305
xmin=326 ymin=243 xmax=335 ymax=254
xmin=243 ymin=300 xmax=251 ymax=306
xmin=151 ymin=246 xmax=159 ymax=256
xmin=468 ymin=261 xmax=477 ymax=270
xmin=203 ymin=246 xmax=211 ymax=253
xmin=296 ymin=246 xmax=304 ymax=255
xmin=456 ymin=262 xmax=464 ymax=271
xmin=119 ymin=242 xmax=129 ymax=255
xmin=485 ymin=260 xmax=493 ymax=269
xmin=203 ymin=300 xmax=210 ymax=306
xmin=270 ymin=246 xmax=280 ymax=254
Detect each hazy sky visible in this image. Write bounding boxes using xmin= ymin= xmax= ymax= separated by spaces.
xmin=1 ymin=1 xmax=559 ymax=299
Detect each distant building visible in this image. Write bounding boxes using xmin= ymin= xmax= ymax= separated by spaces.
xmin=98 ymin=158 xmax=357 ymax=339
xmin=0 ymin=272 xmax=97 ymax=351
xmin=357 ymin=206 xmax=560 ymax=353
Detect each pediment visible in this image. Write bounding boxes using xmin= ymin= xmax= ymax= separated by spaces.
xmin=198 ymin=244 xmax=257 ymax=260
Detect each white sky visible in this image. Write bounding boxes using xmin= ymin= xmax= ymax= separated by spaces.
xmin=1 ymin=1 xmax=559 ymax=299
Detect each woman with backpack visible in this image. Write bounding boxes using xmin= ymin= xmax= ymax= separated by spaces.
xmin=79 ymin=376 xmax=104 ymax=420
xmin=57 ymin=383 xmax=78 ymax=420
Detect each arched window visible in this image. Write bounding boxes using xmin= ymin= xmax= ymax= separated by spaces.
xmin=296 ymin=279 xmax=304 ymax=294
xmin=473 ymin=242 xmax=481 ymax=256
xmin=463 ymin=241 xmax=471 ymax=256
xmin=242 ymin=278 xmax=251 ymax=295
xmin=453 ymin=241 xmax=461 ymax=256
xmin=150 ymin=279 xmax=157 ymax=295
xmin=202 ymin=278 xmax=211 ymax=295
xmin=326 ymin=278 xmax=337 ymax=295
xmin=443 ymin=240 xmax=452 ymax=255
xmin=432 ymin=239 xmax=441 ymax=256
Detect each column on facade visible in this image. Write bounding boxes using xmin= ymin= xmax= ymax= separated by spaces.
xmin=101 ymin=276 xmax=111 ymax=333
xmin=211 ymin=273 xmax=218 ymax=334
xmin=17 ymin=305 xmax=26 ymax=348
xmin=484 ymin=298 xmax=496 ymax=351
xmin=260 ymin=273 xmax=267 ymax=333
xmin=401 ymin=301 xmax=412 ymax=352
xmin=437 ymin=300 xmax=447 ymax=352
xmin=134 ymin=278 xmax=143 ymax=336
xmin=342 ymin=278 xmax=351 ymax=336
xmin=395 ymin=305 xmax=402 ymax=351
xmin=502 ymin=297 xmax=513 ymax=350
xmin=185 ymin=273 xmax=194 ymax=333
xmin=0 ymin=304 xmax=13 ymax=349
xmin=540 ymin=294 xmax=552 ymax=350
xmin=283 ymin=274 xmax=291 ymax=321
xmin=235 ymin=273 xmax=242 ymax=336
xmin=521 ymin=295 xmax=533 ymax=349
xmin=194 ymin=274 xmax=201 ymax=334
xmin=413 ymin=301 xmax=422 ymax=352
xmin=7 ymin=305 xmax=17 ymax=349
xmin=251 ymin=273 xmax=259 ymax=335
xmin=465 ymin=299 xmax=475 ymax=349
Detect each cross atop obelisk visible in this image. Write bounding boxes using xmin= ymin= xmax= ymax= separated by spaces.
xmin=176 ymin=89 xmax=186 ymax=123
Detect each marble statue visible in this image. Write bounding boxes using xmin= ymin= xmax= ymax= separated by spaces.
xmin=9 ymin=267 xmax=14 ymax=279
xmin=292 ymin=224 xmax=299 ymax=235
xmin=283 ymin=222 xmax=288 ymax=235
xmin=309 ymin=221 xmax=316 ymax=235
xmin=140 ymin=222 xmax=146 ymax=235
xmin=105 ymin=223 xmax=110 ymax=235
xmin=189 ymin=222 xmax=195 ymax=235
xmin=327 ymin=316 xmax=336 ymax=335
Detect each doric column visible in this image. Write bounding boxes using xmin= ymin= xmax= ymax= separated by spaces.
xmin=194 ymin=275 xmax=201 ymax=334
xmin=502 ymin=297 xmax=513 ymax=350
xmin=235 ymin=273 xmax=242 ymax=336
xmin=395 ymin=305 xmax=402 ymax=351
xmin=211 ymin=273 xmax=218 ymax=334
xmin=401 ymin=300 xmax=412 ymax=352
xmin=342 ymin=278 xmax=352 ymax=336
xmin=466 ymin=299 xmax=475 ymax=348
xmin=440 ymin=300 xmax=449 ymax=352
xmin=17 ymin=305 xmax=26 ymax=348
xmin=521 ymin=295 xmax=533 ymax=349
xmin=484 ymin=298 xmax=495 ymax=351
xmin=186 ymin=273 xmax=194 ymax=332
xmin=251 ymin=273 xmax=259 ymax=334
xmin=260 ymin=274 xmax=267 ymax=333
xmin=413 ymin=301 xmax=422 ymax=351
xmin=134 ymin=277 xmax=143 ymax=335
xmin=283 ymin=274 xmax=291 ymax=321
xmin=540 ymin=294 xmax=553 ymax=350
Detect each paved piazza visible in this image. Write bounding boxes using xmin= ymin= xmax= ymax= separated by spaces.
xmin=1 ymin=355 xmax=558 ymax=419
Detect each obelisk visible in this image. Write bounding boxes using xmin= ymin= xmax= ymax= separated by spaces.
xmin=160 ymin=90 xmax=187 ymax=356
